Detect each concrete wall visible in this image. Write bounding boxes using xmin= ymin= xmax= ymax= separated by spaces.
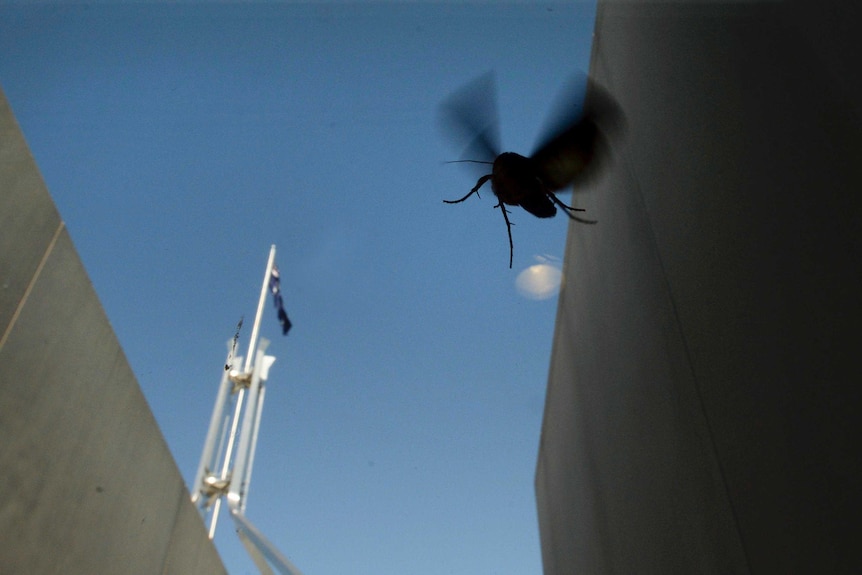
xmin=0 ymin=87 xmax=226 ymax=575
xmin=536 ymin=2 xmax=862 ymax=574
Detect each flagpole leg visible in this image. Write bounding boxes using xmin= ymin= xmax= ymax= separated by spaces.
xmin=244 ymin=244 xmax=276 ymax=374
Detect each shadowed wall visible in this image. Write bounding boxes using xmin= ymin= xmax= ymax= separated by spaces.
xmin=536 ymin=2 xmax=862 ymax=573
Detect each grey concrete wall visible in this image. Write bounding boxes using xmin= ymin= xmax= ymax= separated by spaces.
xmin=536 ymin=2 xmax=862 ymax=574
xmin=0 ymin=87 xmax=226 ymax=575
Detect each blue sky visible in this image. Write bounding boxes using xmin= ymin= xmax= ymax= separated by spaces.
xmin=0 ymin=2 xmax=596 ymax=573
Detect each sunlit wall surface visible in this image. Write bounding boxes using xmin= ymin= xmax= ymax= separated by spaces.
xmin=0 ymin=87 xmax=226 ymax=575
xmin=536 ymin=1 xmax=862 ymax=573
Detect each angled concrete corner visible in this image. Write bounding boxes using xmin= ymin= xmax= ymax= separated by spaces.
xmin=0 ymin=87 xmax=226 ymax=575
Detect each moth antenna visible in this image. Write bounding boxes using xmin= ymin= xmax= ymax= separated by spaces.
xmin=443 ymin=159 xmax=494 ymax=165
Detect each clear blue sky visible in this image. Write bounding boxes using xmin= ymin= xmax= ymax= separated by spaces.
xmin=0 ymin=2 xmax=596 ymax=574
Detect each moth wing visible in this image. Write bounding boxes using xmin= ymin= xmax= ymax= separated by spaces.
xmin=531 ymin=77 xmax=624 ymax=192
xmin=439 ymin=72 xmax=501 ymax=166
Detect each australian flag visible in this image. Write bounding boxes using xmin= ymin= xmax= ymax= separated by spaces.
xmin=269 ymin=265 xmax=292 ymax=336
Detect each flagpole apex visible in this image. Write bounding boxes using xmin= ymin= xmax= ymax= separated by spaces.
xmin=244 ymin=246 xmax=277 ymax=373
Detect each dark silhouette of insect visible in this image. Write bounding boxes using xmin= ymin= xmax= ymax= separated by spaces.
xmin=440 ymin=73 xmax=623 ymax=267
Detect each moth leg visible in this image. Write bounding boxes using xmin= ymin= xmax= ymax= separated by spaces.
xmin=548 ymin=191 xmax=597 ymax=224
xmin=444 ymin=174 xmax=491 ymax=204
xmin=495 ymin=201 xmax=515 ymax=269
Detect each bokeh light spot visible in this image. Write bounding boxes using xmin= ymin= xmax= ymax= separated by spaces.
xmin=515 ymin=263 xmax=563 ymax=300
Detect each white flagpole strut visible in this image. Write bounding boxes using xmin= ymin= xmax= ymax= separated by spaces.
xmin=245 ymin=244 xmax=277 ymax=374
xmin=228 ymin=339 xmax=269 ymax=510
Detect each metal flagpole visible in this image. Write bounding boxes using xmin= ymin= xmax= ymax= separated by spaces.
xmin=190 ymin=244 xmax=305 ymax=574
xmin=191 ymin=343 xmax=234 ymax=505
xmin=228 ymin=340 xmax=271 ymax=510
xmin=242 ymin=383 xmax=267 ymax=514
xmin=213 ymin=245 xmax=276 ymax=535
xmin=232 ymin=510 xmax=305 ymax=575
xmin=246 ymin=245 xmax=277 ymax=374
xmin=210 ymin=373 xmax=246 ymax=537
